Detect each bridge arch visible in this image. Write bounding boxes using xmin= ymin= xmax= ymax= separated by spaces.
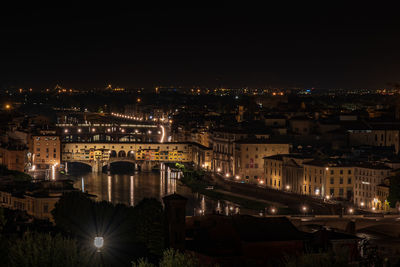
xmin=110 ymin=150 xmax=117 ymax=158
xmin=118 ymin=150 xmax=126 ymax=157
xmin=66 ymin=161 xmax=92 ymax=172
xmin=127 ymin=150 xmax=135 ymax=158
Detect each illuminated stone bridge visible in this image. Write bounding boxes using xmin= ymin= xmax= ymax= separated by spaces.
xmin=62 ymin=142 xmax=212 ymax=172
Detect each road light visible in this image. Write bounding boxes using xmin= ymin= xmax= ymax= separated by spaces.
xmin=94 ymin=236 xmax=104 ymax=252
xmin=285 ymin=185 xmax=290 ymax=190
xmin=325 ymin=195 xmax=330 ymax=200
xmin=348 ymin=208 xmax=354 ymax=214
xmin=217 ymin=168 xmax=221 ymax=172
xmin=302 ymin=205 xmax=307 ymax=216
xmin=271 ymin=207 xmax=277 ymax=214
xmin=77 ymin=128 xmax=82 ymax=133
xmin=360 ymin=202 xmax=365 ymax=208
xmin=64 ymin=129 xmax=69 ymax=133
xmin=225 ymin=173 xmax=230 ymax=178
xmin=235 ymin=175 xmax=240 ymax=180
xmin=259 ymin=180 xmax=264 ymax=185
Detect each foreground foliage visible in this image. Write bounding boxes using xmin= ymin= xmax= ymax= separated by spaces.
xmin=8 ymin=232 xmax=91 ymax=267
xmin=132 ymin=249 xmax=200 ymax=267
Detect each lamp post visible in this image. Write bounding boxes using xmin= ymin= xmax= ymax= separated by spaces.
xmin=302 ymin=205 xmax=307 ymax=216
xmin=94 ymin=236 xmax=104 ymax=252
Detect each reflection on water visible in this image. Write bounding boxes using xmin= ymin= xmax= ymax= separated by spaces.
xmin=72 ymin=169 xmax=257 ymax=216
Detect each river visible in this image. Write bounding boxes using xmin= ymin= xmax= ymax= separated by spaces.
xmin=70 ymin=170 xmax=255 ymax=216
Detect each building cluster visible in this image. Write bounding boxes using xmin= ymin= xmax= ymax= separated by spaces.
xmin=171 ymin=95 xmax=400 ymax=212
xmin=1 ymin=90 xmax=400 ymax=220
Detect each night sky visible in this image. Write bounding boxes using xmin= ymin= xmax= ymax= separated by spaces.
xmin=1 ymin=5 xmax=400 ymax=90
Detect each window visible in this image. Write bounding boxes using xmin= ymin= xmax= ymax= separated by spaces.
xmin=53 ymin=154 xmax=56 ymax=158
xmin=53 ymin=148 xmax=56 ymax=152
xmin=339 ymin=188 xmax=344 ymax=196
xmin=340 ymin=170 xmax=343 ymax=174
xmin=348 ymin=170 xmax=352 ymax=174
xmin=330 ymin=178 xmax=334 ymax=184
xmin=43 ymin=204 xmax=49 ymax=213
xmin=347 ymin=178 xmax=351 ymax=184
xmin=340 ymin=178 xmax=343 ymax=184
xmin=330 ymin=170 xmax=334 ymax=175
xmin=330 ymin=188 xmax=334 ymax=195
xmin=36 ymin=148 xmax=40 ymax=152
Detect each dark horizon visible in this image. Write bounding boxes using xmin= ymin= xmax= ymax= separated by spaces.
xmin=1 ymin=5 xmax=400 ymax=90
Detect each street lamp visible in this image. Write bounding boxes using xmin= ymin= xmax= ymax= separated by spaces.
xmin=360 ymin=202 xmax=365 ymax=208
xmin=225 ymin=173 xmax=230 ymax=178
xmin=285 ymin=185 xmax=290 ymax=190
xmin=271 ymin=207 xmax=277 ymax=214
xmin=348 ymin=208 xmax=354 ymax=214
xmin=302 ymin=205 xmax=307 ymax=216
xmin=235 ymin=175 xmax=240 ymax=180
xmin=94 ymin=237 xmax=104 ymax=252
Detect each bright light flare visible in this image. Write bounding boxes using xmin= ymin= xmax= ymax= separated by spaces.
xmin=94 ymin=237 xmax=104 ymax=250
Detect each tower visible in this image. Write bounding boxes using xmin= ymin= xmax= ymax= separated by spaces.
xmin=162 ymin=193 xmax=187 ymax=250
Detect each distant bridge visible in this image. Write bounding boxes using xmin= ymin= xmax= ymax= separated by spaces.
xmin=62 ymin=142 xmax=211 ymax=172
